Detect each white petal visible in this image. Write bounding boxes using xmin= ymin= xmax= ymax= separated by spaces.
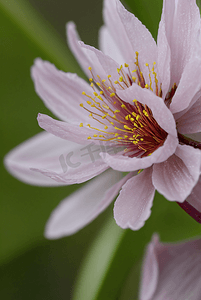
xmin=114 ymin=167 xmax=155 ymax=230
xmin=170 ymin=58 xmax=201 ymax=114
xmin=186 ymin=176 xmax=201 ymax=212
xmin=139 ymin=234 xmax=159 ymax=300
xmin=99 ymin=25 xmax=124 ymax=65
xmin=176 ymin=95 xmax=201 ymax=134
xmin=116 ymin=0 xmax=157 ymax=83
xmin=153 ymin=144 xmax=201 ymax=202
xmin=66 ymin=22 xmax=90 ymax=77
xmin=4 ymin=132 xmax=79 ymax=186
xmin=145 ymin=235 xmax=201 ymax=300
xmin=103 ymin=0 xmax=134 ymax=64
xmin=37 ymin=113 xmax=101 ymax=145
xmin=31 ymin=58 xmax=96 ymax=123
xmin=45 ymin=169 xmax=124 ymax=238
xmin=161 ymin=0 xmax=201 ymax=86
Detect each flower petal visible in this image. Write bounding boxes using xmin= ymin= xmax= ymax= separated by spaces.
xmin=32 ymin=155 xmax=108 ymax=185
xmin=139 ymin=234 xmax=159 ymax=300
xmin=176 ymin=95 xmax=201 ymax=134
xmin=4 ymin=132 xmax=78 ymax=186
xmin=79 ymin=41 xmax=120 ymax=85
xmin=45 ymin=169 xmax=125 ymax=238
xmin=99 ymin=25 xmax=124 ymax=65
xmin=66 ymin=22 xmax=91 ymax=77
xmin=186 ymin=176 xmax=201 ymax=212
xmin=37 ymin=113 xmax=101 ymax=145
xmin=152 ymin=144 xmax=201 ymax=202
xmin=116 ymin=0 xmax=157 ymax=83
xmin=31 ymin=58 xmax=96 ymax=123
xmin=100 ymin=134 xmax=178 ymax=172
xmin=161 ymin=0 xmax=201 ymax=86
xmin=114 ymin=167 xmax=155 ymax=230
xmin=103 ymin=0 xmax=135 ymax=64
xmin=157 ymin=11 xmax=171 ymax=99
xmin=142 ymin=235 xmax=201 ymax=300
xmin=170 ymin=58 xmax=201 ymax=114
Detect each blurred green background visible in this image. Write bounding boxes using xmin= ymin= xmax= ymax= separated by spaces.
xmin=1 ymin=0 xmax=201 ymax=299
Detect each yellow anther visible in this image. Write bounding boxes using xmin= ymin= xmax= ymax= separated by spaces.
xmin=130 ymin=118 xmax=134 ymax=122
xmin=98 ymin=96 xmax=103 ymax=100
xmin=133 ymin=141 xmax=138 ymax=144
xmin=134 ymin=123 xmax=138 ymax=127
xmin=124 ymin=125 xmax=132 ymax=130
xmin=93 ymin=134 xmax=98 ymax=137
xmin=91 ymin=104 xmax=95 ymax=107
xmin=132 ymin=76 xmax=136 ymax=82
xmin=87 ymin=124 xmax=90 ymax=127
xmin=121 ymin=104 xmax=126 ymax=108
xmin=90 ymin=83 xmax=94 ymax=87
xmin=133 ymin=99 xmax=137 ymax=103
xmin=153 ymin=62 xmax=156 ymax=65
xmin=79 ymin=123 xmax=83 ymax=127
xmin=87 ymin=101 xmax=91 ymax=105
xmin=124 ymin=63 xmax=129 ymax=67
xmin=89 ymin=78 xmax=93 ymax=82
xmin=87 ymin=136 xmax=92 ymax=139
xmin=117 ymin=137 xmax=122 ymax=139
xmin=96 ymin=82 xmax=101 ymax=86
xmin=145 ymin=63 xmax=149 ymax=67
xmin=102 ymin=104 xmax=109 ymax=109
xmin=108 ymin=75 xmax=111 ymax=78
xmin=132 ymin=112 xmax=137 ymax=117
xmin=102 ymin=115 xmax=107 ymax=119
xmin=89 ymin=113 xmax=92 ymax=117
xmin=113 ymin=102 xmax=116 ymax=104
xmin=88 ymin=67 xmax=92 ymax=70
xmin=124 ymin=135 xmax=128 ymax=138
xmin=104 ymin=126 xmax=108 ymax=129
xmin=119 ymin=76 xmax=123 ymax=82
xmin=82 ymin=91 xmax=86 ymax=95
xmin=132 ymin=69 xmax=137 ymax=73
xmin=100 ymin=91 xmax=103 ymax=95
xmin=113 ymin=115 xmax=117 ymax=118
xmin=143 ymin=110 xmax=148 ymax=117
xmin=99 ymin=135 xmax=104 ymax=137
xmin=110 ymin=122 xmax=114 ymax=125
xmin=136 ymin=115 xmax=140 ymax=121
xmin=140 ymin=138 xmax=144 ymax=141
xmin=110 ymin=93 xmax=115 ymax=97
xmin=115 ymin=133 xmax=119 ymax=137
xmin=80 ymin=103 xmax=84 ymax=107
xmin=94 ymin=92 xmax=98 ymax=96
xmin=114 ymin=110 xmax=120 ymax=113
xmin=125 ymin=115 xmax=129 ymax=120
xmin=102 ymin=79 xmax=106 ymax=83
xmin=145 ymin=84 xmax=149 ymax=89
xmin=114 ymin=81 xmax=118 ymax=84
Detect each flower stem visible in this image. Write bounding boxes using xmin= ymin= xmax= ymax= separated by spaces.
xmin=178 ymin=133 xmax=201 ymax=149
xmin=177 ymin=201 xmax=201 ymax=224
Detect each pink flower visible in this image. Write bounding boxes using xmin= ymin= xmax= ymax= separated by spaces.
xmin=5 ymin=0 xmax=201 ymax=238
xmin=139 ymin=234 xmax=201 ymax=300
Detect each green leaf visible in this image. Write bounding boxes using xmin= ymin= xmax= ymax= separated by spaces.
xmin=73 ymin=192 xmax=201 ymax=300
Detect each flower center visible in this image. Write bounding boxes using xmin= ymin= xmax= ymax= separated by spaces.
xmin=79 ymin=54 xmax=168 ymax=158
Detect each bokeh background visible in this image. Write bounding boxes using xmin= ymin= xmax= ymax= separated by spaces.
xmin=1 ymin=0 xmax=201 ymax=299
